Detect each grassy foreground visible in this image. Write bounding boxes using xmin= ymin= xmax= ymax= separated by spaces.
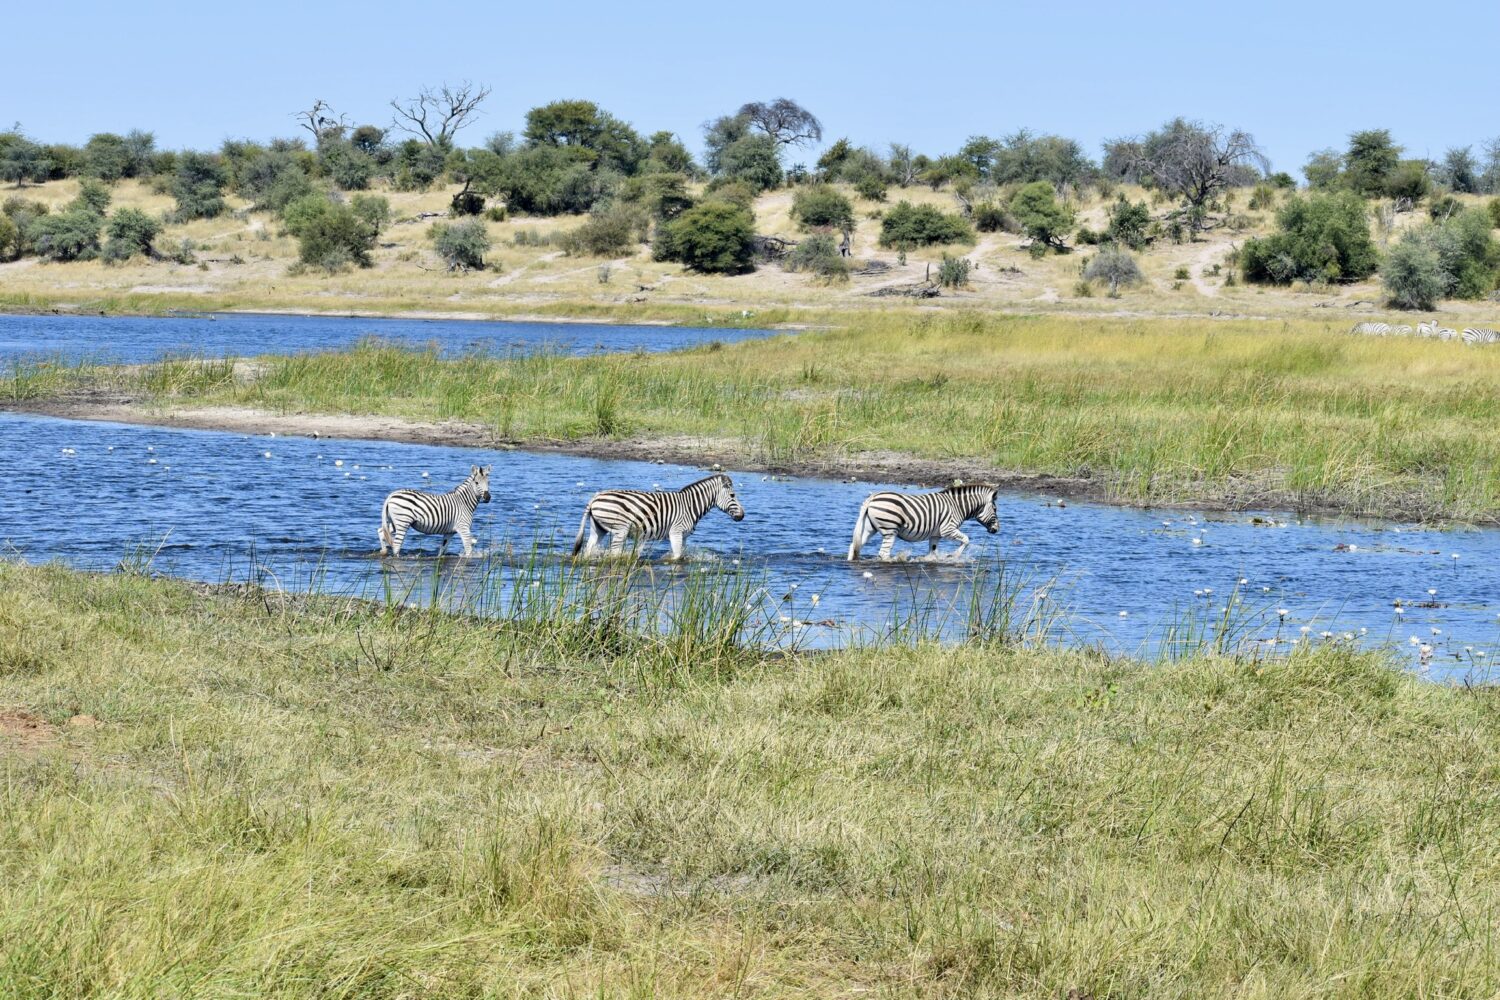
xmin=3 ymin=560 xmax=1500 ymax=997
xmin=82 ymin=310 xmax=1500 ymax=521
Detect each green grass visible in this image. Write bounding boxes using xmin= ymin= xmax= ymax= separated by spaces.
xmin=3 ymin=561 xmax=1499 ymax=997
xmin=94 ymin=310 xmax=1500 ymax=522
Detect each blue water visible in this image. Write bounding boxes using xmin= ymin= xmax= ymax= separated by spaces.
xmin=4 ymin=412 xmax=1497 ymax=679
xmin=0 ymin=312 xmax=774 ymax=365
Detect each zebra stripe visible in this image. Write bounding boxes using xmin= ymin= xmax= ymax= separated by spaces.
xmin=573 ymin=473 xmax=745 ymax=560
xmin=1350 ymin=322 xmax=1392 ymax=336
xmin=1463 ymin=327 xmax=1500 ymax=345
xmin=848 ymin=483 xmax=1000 ymax=561
xmin=378 ymin=464 xmax=491 ymax=557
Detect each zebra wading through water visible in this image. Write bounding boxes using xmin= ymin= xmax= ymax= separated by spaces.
xmin=847 ymin=483 xmax=1000 ymax=561
xmin=378 ymin=465 xmax=492 ymax=557
xmin=572 ymin=473 xmax=745 ymax=560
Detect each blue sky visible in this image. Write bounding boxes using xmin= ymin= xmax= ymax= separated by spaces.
xmin=5 ymin=0 xmax=1495 ymax=173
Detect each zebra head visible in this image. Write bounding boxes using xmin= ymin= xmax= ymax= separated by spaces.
xmin=713 ymin=475 xmax=745 ymax=522
xmin=977 ymin=486 xmax=1000 ymax=534
xmin=468 ymin=464 xmax=492 ymax=503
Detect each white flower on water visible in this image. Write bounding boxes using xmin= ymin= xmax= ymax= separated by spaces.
xmin=262 ymin=451 xmax=272 ymax=459
xmin=862 ymin=571 xmax=874 ymax=579
xmin=1431 ymin=627 xmax=1442 ymax=635
xmin=1410 ymin=636 xmax=1420 ymax=645
xmin=1276 ymin=608 xmax=1289 ymax=618
xmin=1427 ymin=588 xmax=1437 ymax=596
xmin=1300 ymin=625 xmax=1311 ymax=634
xmin=1118 ymin=610 xmax=1129 ymax=618
xmin=334 ymin=460 xmax=344 ymax=467
xmin=1394 ymin=607 xmax=1405 ymax=615
xmin=809 ymin=593 xmax=821 ymax=607
xmin=1239 ymin=578 xmax=1248 ymax=585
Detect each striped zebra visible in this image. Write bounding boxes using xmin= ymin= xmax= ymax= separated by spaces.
xmin=572 ymin=473 xmax=745 ymax=560
xmin=1350 ymin=322 xmax=1391 ymax=336
xmin=847 ymin=483 xmax=1000 ymax=561
xmin=1463 ymin=327 xmax=1500 ymax=345
xmin=378 ymin=465 xmax=491 ymax=557
xmin=1417 ymin=320 xmax=1437 ymax=338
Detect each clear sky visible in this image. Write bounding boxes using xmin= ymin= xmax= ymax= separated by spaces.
xmin=5 ymin=0 xmax=1495 ymax=174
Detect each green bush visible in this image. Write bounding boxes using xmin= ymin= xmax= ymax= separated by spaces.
xmin=1382 ymin=209 xmax=1499 ymax=306
xmin=239 ymin=150 xmax=313 ymax=214
xmin=560 ymin=204 xmax=646 ymax=257
xmin=715 ymin=134 xmax=782 ymax=193
xmin=171 ymin=152 xmax=227 ymax=221
xmin=28 ymin=209 xmax=103 ymax=261
xmin=936 ymin=254 xmax=971 ymax=288
xmin=450 ymin=190 xmax=486 ymax=216
xmin=1240 ymin=192 xmax=1378 ymax=284
xmin=789 ymin=185 xmax=854 ymax=231
xmin=83 ymin=133 xmax=130 ymax=182
xmin=784 ymin=233 xmax=848 ymax=283
xmin=878 ymin=201 xmax=973 ymax=247
xmin=618 ymin=172 xmax=693 ymax=221
xmin=653 ymin=200 xmax=756 ymax=273
xmin=1085 ymin=246 xmax=1144 ymax=296
xmin=1386 ymin=160 xmax=1430 ymax=204
xmin=102 ymin=208 xmax=161 ymax=262
xmin=71 ymin=180 xmax=112 ymax=216
xmin=351 ymin=194 xmax=391 ymax=235
xmin=284 ymin=195 xmax=376 ymax=271
xmin=1382 ymin=239 xmax=1447 ymax=309
xmin=854 ymin=174 xmax=887 ymax=202
xmin=1105 ymin=198 xmax=1152 ymax=249
xmin=433 ymin=218 xmax=492 ymax=271
xmin=1009 ymin=182 xmax=1075 ymax=251
xmin=972 ymin=202 xmax=1011 ymax=233
xmin=0 ymin=214 xmax=20 ymax=261
xmin=1247 ymin=185 xmax=1276 ymax=211
xmin=320 ymin=142 xmax=373 ymax=191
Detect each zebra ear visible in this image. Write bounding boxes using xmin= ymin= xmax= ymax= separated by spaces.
xmin=483 ymin=465 xmax=492 ymax=475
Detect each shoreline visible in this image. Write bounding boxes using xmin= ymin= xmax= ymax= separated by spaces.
xmin=7 ymin=392 xmax=1485 ymax=526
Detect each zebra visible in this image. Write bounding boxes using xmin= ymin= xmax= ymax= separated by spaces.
xmin=572 ymin=473 xmax=745 ymax=560
xmin=1463 ymin=327 xmax=1500 ymax=345
xmin=1350 ymin=322 xmax=1391 ymax=336
xmin=847 ymin=483 xmax=1000 ymax=561
xmin=1417 ymin=320 xmax=1437 ymax=338
xmin=378 ymin=465 xmax=491 ymax=557
xmin=1437 ymin=326 xmax=1459 ymax=341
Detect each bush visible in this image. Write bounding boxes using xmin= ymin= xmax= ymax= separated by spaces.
xmin=485 ymin=205 xmax=507 ymax=222
xmin=29 ymin=209 xmax=103 ymax=261
xmin=1248 ymin=185 xmax=1277 ymax=211
xmin=171 ymin=152 xmax=227 ymax=221
xmin=653 ymin=200 xmax=755 ymax=273
xmin=878 ymin=201 xmax=973 ymax=247
xmin=1428 ymin=193 xmax=1462 ymax=221
xmin=1240 ymin=192 xmax=1378 ymax=284
xmin=789 ymin=185 xmax=854 ymax=231
xmin=432 ymin=218 xmax=492 ymax=271
xmin=560 ymin=204 xmax=646 ymax=257
xmin=72 ymin=180 xmax=112 ymax=216
xmin=0 ymin=214 xmax=20 ymax=261
xmin=1382 ymin=239 xmax=1447 ymax=309
xmin=1009 ymin=181 xmax=1075 ymax=250
xmin=83 ymin=133 xmax=130 ymax=182
xmin=618 ymin=172 xmax=693 ymax=221
xmin=1489 ymin=198 xmax=1500 ymax=230
xmin=1382 ymin=209 xmax=1499 ymax=306
xmin=1105 ymin=197 xmax=1152 ymax=249
xmin=102 ymin=208 xmax=161 ymax=262
xmin=1386 ymin=160 xmax=1431 ymax=204
xmin=284 ymin=195 xmax=376 ymax=271
xmin=854 ymin=174 xmax=887 ymax=202
xmin=1075 ymin=226 xmax=1103 ymax=245
xmin=350 ymin=194 xmax=391 ymax=235
xmin=239 ymin=150 xmax=313 ymax=214
xmin=972 ymin=202 xmax=1011 ymax=233
xmin=320 ymin=142 xmax=373 ymax=191
xmin=936 ymin=254 xmax=971 ymax=288
xmin=1085 ymin=246 xmax=1144 ymax=296
xmin=715 ymin=134 xmax=782 ymax=193
xmin=784 ymin=233 xmax=849 ymax=282
xmin=450 ymin=190 xmax=486 ymax=216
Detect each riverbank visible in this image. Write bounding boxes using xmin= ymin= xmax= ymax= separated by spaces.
xmin=6 ymin=309 xmax=1498 ymax=523
xmin=4 ymin=560 xmax=1498 ymax=996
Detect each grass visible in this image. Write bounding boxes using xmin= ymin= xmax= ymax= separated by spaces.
xmin=74 ymin=310 xmax=1500 ymax=522
xmin=4 ymin=559 xmax=1500 ymax=996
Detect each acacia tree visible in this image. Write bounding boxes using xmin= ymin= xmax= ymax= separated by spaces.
xmin=294 ymin=99 xmax=349 ymax=146
xmin=1126 ymin=119 xmax=1267 ymax=233
xmin=737 ymin=98 xmax=821 ymax=147
xmin=390 ymin=82 xmax=491 ymax=147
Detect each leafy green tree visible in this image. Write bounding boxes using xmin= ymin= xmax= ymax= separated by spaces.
xmin=1105 ymin=197 xmax=1152 ymax=249
xmin=1381 ymin=239 xmax=1446 ymax=309
xmin=1240 ymin=192 xmax=1378 ymax=284
xmin=715 ymin=134 xmax=782 ymax=192
xmin=83 ymin=133 xmax=131 ymax=182
xmin=71 ymin=179 xmax=112 ymax=216
xmin=1084 ymin=246 xmax=1144 ymax=296
xmin=432 ymin=218 xmax=492 ymax=270
xmin=0 ymin=133 xmax=51 ymax=187
xmin=1009 ymin=181 xmax=1075 ymax=250
xmin=816 ymin=138 xmax=853 ymax=178
xmin=171 ymin=152 xmax=227 ymax=220
xmin=239 ymin=149 xmax=313 ymax=213
xmin=1440 ymin=147 xmax=1478 ymax=194
xmin=990 ymin=129 xmax=1094 ymax=190
xmin=392 ymin=139 xmax=448 ymax=192
xmin=619 ymin=172 xmax=693 ymax=221
xmin=1385 ymin=160 xmax=1431 ymax=204
xmin=350 ymin=194 xmax=391 ymax=234
xmin=474 ymin=144 xmax=610 ymax=215
xmin=877 ymin=201 xmax=974 ymax=247
xmin=1344 ymin=129 xmax=1400 ymax=197
xmin=1383 ymin=209 xmax=1499 ymax=306
xmin=644 ymin=131 xmax=696 ymax=175
xmin=653 ymin=200 xmax=756 ymax=273
xmin=789 ymin=185 xmax=854 ymax=231
xmin=284 ymin=194 xmax=376 ymax=270
xmin=1302 ymin=149 xmax=1343 ymax=190
xmin=28 ymin=208 xmax=103 ymax=261
xmin=102 ymin=208 xmax=162 ymax=261
xmin=320 ymin=140 xmax=374 ymax=190
xmin=703 ymin=115 xmax=752 ymax=175
xmin=523 ymin=100 xmax=646 ymax=175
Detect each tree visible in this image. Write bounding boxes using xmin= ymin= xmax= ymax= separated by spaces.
xmin=72 ymin=179 xmax=111 ymax=216
xmin=737 ymin=98 xmax=822 ymax=147
xmin=653 ymin=200 xmax=755 ymax=273
xmin=1482 ymin=138 xmax=1500 ymax=195
xmin=789 ymin=185 xmax=854 ymax=231
xmin=1440 ymin=147 xmax=1478 ymax=194
xmin=714 ymin=134 xmax=782 ymax=192
xmin=171 ymin=152 xmax=227 ymax=220
xmin=29 ymin=204 xmax=103 ymax=261
xmin=990 ymin=129 xmax=1094 ymax=191
xmin=1240 ymin=192 xmax=1378 ymax=285
xmin=1344 ymin=129 xmax=1400 ymax=197
xmin=560 ymin=204 xmax=646 ymax=257
xmin=83 ymin=133 xmax=131 ymax=182
xmin=1009 ymin=181 xmax=1075 ymax=251
xmin=0 ymin=132 xmax=51 ymax=187
xmin=703 ymin=115 xmax=752 ymax=175
xmin=1084 ymin=246 xmax=1144 ymax=296
xmin=102 ymin=208 xmax=161 ymax=262
xmin=619 ymin=171 xmax=693 ymax=221
xmin=293 ymin=99 xmax=348 ymax=146
xmin=432 ymin=218 xmax=491 ymax=270
xmin=522 ymin=100 xmax=645 ymax=174
xmin=239 ymin=148 xmax=313 ymax=212
xmin=877 ymin=202 xmax=973 ymax=247
xmin=1303 ymin=149 xmax=1343 ymax=190
xmin=888 ymin=144 xmax=918 ymax=187
xmin=1385 ymin=160 xmax=1431 ymax=205
xmin=644 ymin=131 xmax=696 ymax=175
xmin=1381 ymin=239 xmax=1446 ymax=309
xmin=1127 ymin=119 xmax=1267 ymax=229
xmin=351 ymin=194 xmax=391 ymax=234
xmin=284 ymin=194 xmax=376 ymax=270
xmin=1105 ymin=197 xmax=1152 ymax=249
xmin=390 ymin=81 xmax=490 ymax=147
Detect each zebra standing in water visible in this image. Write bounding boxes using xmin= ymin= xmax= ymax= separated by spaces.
xmin=848 ymin=483 xmax=1000 ymax=561
xmin=378 ymin=465 xmax=491 ymax=557
xmin=572 ymin=473 xmax=745 ymax=560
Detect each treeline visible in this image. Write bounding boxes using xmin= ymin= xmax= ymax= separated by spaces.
xmin=2 ymin=88 xmax=1499 ymax=305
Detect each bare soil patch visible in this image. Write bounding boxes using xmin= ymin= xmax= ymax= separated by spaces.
xmin=0 ymin=710 xmax=58 ymax=752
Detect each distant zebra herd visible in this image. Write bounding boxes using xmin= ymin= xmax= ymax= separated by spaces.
xmin=378 ymin=471 xmax=1002 ymax=562
xmin=1349 ymin=320 xmax=1500 ymax=344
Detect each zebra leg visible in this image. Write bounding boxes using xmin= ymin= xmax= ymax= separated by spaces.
xmin=458 ymin=532 xmax=477 ymax=558
xmin=927 ymin=538 xmax=940 ymax=559
xmin=668 ymin=530 xmax=686 ymax=562
xmin=437 ymin=535 xmax=451 ymax=558
xmin=583 ymin=518 xmax=603 ymax=558
xmin=609 ymin=530 xmax=629 ymax=558
xmin=877 ymin=531 xmax=897 ymax=561
xmin=389 ymin=522 xmax=408 ymax=557
xmin=945 ymin=528 xmax=972 ymax=558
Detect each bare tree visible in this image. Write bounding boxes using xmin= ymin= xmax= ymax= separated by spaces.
xmin=1126 ymin=119 xmax=1268 ymax=232
xmin=889 ymin=143 xmax=919 ymax=187
xmin=737 ymin=98 xmax=822 ymax=147
xmin=389 ymin=82 xmax=492 ymax=147
xmin=294 ymin=99 xmax=349 ymax=146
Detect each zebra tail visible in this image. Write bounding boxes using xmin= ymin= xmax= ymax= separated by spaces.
xmin=847 ymin=498 xmax=872 ymax=561
xmin=571 ymin=504 xmax=592 ymax=556
xmin=378 ymin=496 xmax=395 ymax=549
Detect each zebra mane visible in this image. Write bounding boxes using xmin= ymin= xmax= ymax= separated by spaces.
xmin=942 ymin=483 xmax=997 ymax=509
xmin=679 ymin=474 xmax=731 ymax=492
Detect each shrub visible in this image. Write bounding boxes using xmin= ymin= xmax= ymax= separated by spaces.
xmin=653 ymin=200 xmax=755 ymax=273
xmin=972 ymin=202 xmax=1011 ymax=233
xmin=1269 ymin=171 xmax=1297 ymax=190
xmin=619 ymin=172 xmax=693 ymax=221
xmin=560 ymin=204 xmax=646 ymax=257
xmin=72 ymin=180 xmax=112 ymax=216
xmin=171 ymin=152 xmax=227 ymax=221
xmin=350 ymin=194 xmax=391 ymax=235
xmin=1428 ymin=193 xmax=1462 ymax=221
xmin=485 ymin=205 xmax=507 ymax=222
xmin=239 ymin=150 xmax=313 ymax=214
xmin=1489 ymin=198 xmax=1500 ymax=229
xmin=1105 ymin=197 xmax=1152 ymax=249
xmin=284 ymin=195 xmax=376 ymax=271
xmin=1240 ymin=192 xmax=1378 ymax=284
xmin=702 ymin=179 xmax=756 ymax=211
xmin=0 ymin=214 xmax=19 ymax=261
xmin=1085 ymin=246 xmax=1144 ymax=296
xmin=1075 ymin=226 xmax=1103 ymax=245
xmin=320 ymin=142 xmax=373 ymax=191
xmin=1382 ymin=209 xmax=1499 ymax=307
xmin=1382 ymin=239 xmax=1447 ymax=309
xmin=854 ymin=174 xmax=887 ymax=202
xmin=29 ymin=209 xmax=103 ymax=261
xmin=1009 ymin=181 xmax=1074 ymax=250
xmin=878 ymin=201 xmax=973 ymax=247
xmin=1386 ymin=160 xmax=1431 ymax=204
xmin=1173 ymin=266 xmax=1190 ymax=280
xmin=715 ymin=134 xmax=782 ymax=192
xmin=450 ymin=189 xmax=486 ymax=216
xmin=784 ymin=233 xmax=849 ymax=282
xmin=936 ymin=254 xmax=971 ymax=288
xmin=83 ymin=133 xmax=131 ymax=182
xmin=102 ymin=208 xmax=161 ymax=262
xmin=789 ymin=185 xmax=854 ymax=231
xmin=433 ymin=218 xmax=492 ymax=271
